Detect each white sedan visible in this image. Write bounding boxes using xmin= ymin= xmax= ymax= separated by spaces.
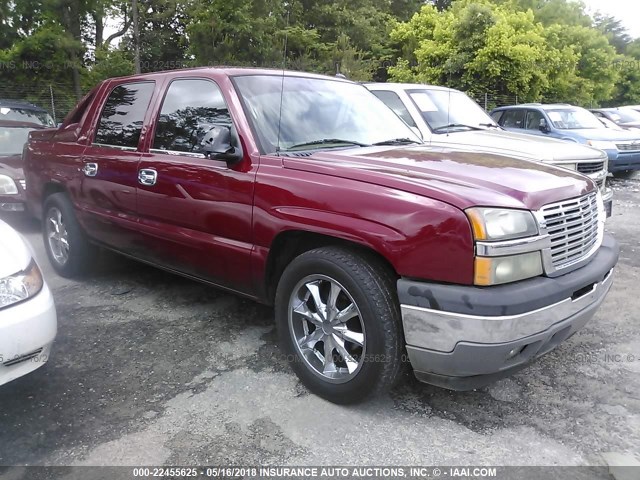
xmin=0 ymin=219 xmax=57 ymax=386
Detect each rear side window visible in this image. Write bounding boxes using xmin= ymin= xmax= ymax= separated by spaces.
xmin=499 ymin=109 xmax=525 ymax=129
xmin=94 ymin=82 xmax=154 ymax=149
xmin=371 ymin=90 xmax=417 ymax=127
xmin=152 ymin=79 xmax=231 ymax=154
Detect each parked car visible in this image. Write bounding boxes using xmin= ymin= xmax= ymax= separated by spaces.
xmin=0 ymin=100 xmax=55 ymax=127
xmin=0 ymin=120 xmax=44 ymax=213
xmin=590 ymin=108 xmax=640 ymax=131
xmin=491 ymin=104 xmax=640 ymax=178
xmin=365 ymin=83 xmax=612 ymax=216
xmin=0 ymin=219 xmax=57 ymax=387
xmin=24 ymin=69 xmax=618 ymax=403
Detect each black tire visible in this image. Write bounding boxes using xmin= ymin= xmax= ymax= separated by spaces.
xmin=42 ymin=193 xmax=97 ymax=277
xmin=275 ymin=246 xmax=404 ymax=404
xmin=612 ymin=170 xmax=637 ymax=179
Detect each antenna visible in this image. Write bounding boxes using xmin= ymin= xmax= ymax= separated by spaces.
xmin=275 ymin=9 xmax=290 ymax=155
xmin=446 ymin=61 xmax=452 ymax=137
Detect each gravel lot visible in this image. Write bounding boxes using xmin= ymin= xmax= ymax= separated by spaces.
xmin=0 ymin=177 xmax=639 ymax=476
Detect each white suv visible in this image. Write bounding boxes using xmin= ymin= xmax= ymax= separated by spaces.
xmin=366 ymin=83 xmax=613 ymax=216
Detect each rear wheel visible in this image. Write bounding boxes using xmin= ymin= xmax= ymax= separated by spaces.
xmin=275 ymin=246 xmax=403 ymax=404
xmin=43 ymin=193 xmax=96 ymax=277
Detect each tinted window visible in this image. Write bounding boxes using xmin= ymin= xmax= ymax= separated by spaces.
xmin=499 ymin=109 xmax=525 ymax=129
xmin=371 ymin=90 xmax=416 ymax=127
xmin=525 ymin=110 xmax=545 ymax=130
xmin=95 ymin=82 xmax=154 ymax=148
xmin=153 ymin=79 xmax=231 ymax=153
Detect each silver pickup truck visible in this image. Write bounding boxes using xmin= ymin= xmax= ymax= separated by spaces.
xmin=366 ymin=83 xmax=613 ymax=216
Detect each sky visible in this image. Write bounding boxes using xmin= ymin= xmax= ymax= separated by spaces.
xmin=581 ymin=0 xmax=640 ymax=39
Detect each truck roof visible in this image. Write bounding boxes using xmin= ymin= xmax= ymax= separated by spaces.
xmin=104 ymin=66 xmax=355 ymax=84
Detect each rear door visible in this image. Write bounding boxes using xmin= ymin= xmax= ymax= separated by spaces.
xmin=77 ymin=81 xmax=155 ymax=251
xmin=135 ymin=77 xmax=256 ymax=293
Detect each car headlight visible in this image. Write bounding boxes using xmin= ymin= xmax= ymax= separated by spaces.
xmin=0 ymin=260 xmax=44 ymax=310
xmin=587 ymin=140 xmax=618 ymax=151
xmin=466 ymin=208 xmax=543 ymax=285
xmin=466 ymin=208 xmax=539 ymax=241
xmin=0 ymin=174 xmax=18 ymax=195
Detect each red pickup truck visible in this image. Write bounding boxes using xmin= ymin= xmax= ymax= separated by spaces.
xmin=24 ymin=68 xmax=619 ymax=403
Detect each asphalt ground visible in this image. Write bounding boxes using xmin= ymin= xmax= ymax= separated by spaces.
xmin=0 ymin=176 xmax=638 ymax=478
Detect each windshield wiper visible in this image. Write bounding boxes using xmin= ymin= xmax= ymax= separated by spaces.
xmin=284 ymin=138 xmax=370 ymax=151
xmin=479 ymin=122 xmax=500 ymax=129
xmin=372 ymin=137 xmax=421 ymax=146
xmin=432 ymin=123 xmax=484 ymax=132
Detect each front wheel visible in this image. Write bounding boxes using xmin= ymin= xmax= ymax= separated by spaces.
xmin=275 ymin=246 xmax=404 ymax=404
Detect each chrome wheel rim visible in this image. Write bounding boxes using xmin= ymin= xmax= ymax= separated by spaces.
xmin=288 ymin=274 xmax=366 ymax=384
xmin=46 ymin=207 xmax=70 ymax=266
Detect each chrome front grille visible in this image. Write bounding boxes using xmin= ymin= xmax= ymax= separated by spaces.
xmin=616 ymin=142 xmax=640 ymax=152
xmin=577 ymin=162 xmax=605 ymax=174
xmin=540 ymin=193 xmax=601 ymax=271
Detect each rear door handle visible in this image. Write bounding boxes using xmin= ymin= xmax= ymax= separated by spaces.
xmin=138 ymin=169 xmax=158 ymax=186
xmin=82 ymin=163 xmax=98 ymax=177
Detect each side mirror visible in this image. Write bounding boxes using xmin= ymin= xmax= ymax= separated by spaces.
xmin=200 ymin=125 xmax=242 ymax=164
xmin=539 ymin=118 xmax=550 ymax=133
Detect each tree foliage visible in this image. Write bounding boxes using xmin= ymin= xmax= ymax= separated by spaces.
xmin=389 ymin=0 xmax=630 ymax=106
xmin=1 ymin=0 xmax=639 ymax=114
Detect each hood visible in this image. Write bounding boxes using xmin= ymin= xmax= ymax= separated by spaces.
xmin=281 ymin=145 xmax=594 ymax=211
xmin=562 ymin=128 xmax=640 ymax=142
xmin=428 ymin=128 xmax=605 ymax=162
xmin=0 ymin=220 xmax=32 ymax=277
xmin=0 ymin=153 xmax=24 ymax=179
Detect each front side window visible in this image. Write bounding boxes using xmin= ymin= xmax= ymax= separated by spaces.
xmin=233 ymin=75 xmax=419 ymax=154
xmin=152 ymin=79 xmax=231 ymax=154
xmin=371 ymin=90 xmax=416 ymax=127
xmin=545 ymin=108 xmax=604 ymax=130
xmin=94 ymin=82 xmax=155 ymax=149
xmin=525 ymin=110 xmax=544 ymax=130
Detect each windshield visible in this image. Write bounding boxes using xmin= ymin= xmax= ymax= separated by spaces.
xmin=0 ymin=127 xmax=33 ymax=155
xmin=407 ymin=89 xmax=497 ymax=132
xmin=233 ymin=75 xmax=419 ymax=153
xmin=607 ymin=109 xmax=640 ymax=123
xmin=545 ymin=108 xmax=604 ymax=130
xmin=0 ymin=106 xmax=55 ymax=127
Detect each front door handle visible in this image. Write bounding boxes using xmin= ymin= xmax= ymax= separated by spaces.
xmin=82 ymin=163 xmax=98 ymax=177
xmin=138 ymin=169 xmax=158 ymax=186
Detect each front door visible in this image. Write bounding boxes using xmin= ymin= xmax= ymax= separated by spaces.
xmin=135 ymin=78 xmax=256 ymax=293
xmin=77 ymin=81 xmax=155 ymax=252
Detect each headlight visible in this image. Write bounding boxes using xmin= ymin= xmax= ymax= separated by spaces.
xmin=0 ymin=174 xmax=18 ymax=195
xmin=0 ymin=260 xmax=44 ymax=310
xmin=466 ymin=208 xmax=539 ymax=241
xmin=587 ymin=140 xmax=617 ymax=151
xmin=475 ymin=252 xmax=543 ymax=286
